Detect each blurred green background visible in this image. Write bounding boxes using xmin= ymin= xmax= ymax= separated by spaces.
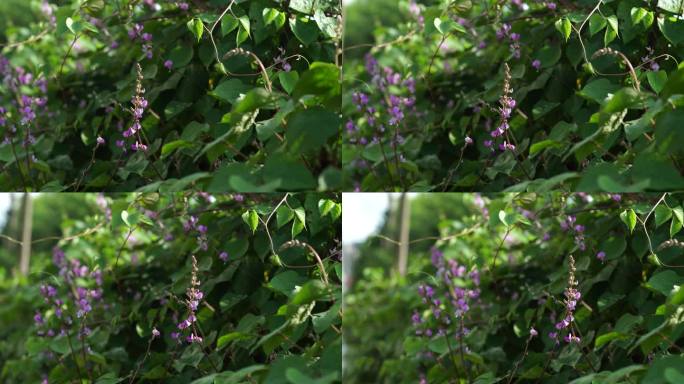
xmin=0 ymin=194 xmax=97 ymax=278
xmin=0 ymin=0 xmax=41 ymax=44
xmin=343 ymin=193 xmax=477 ymax=383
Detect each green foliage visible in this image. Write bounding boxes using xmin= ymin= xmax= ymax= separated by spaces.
xmin=0 ymin=0 xmax=341 ymax=192
xmin=343 ymin=0 xmax=684 ymax=192
xmin=0 ymin=192 xmax=341 ymax=383
xmin=344 ymin=192 xmax=684 ymax=383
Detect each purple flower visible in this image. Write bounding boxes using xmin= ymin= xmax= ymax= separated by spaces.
xmin=530 ymin=327 xmax=538 ymax=337
xmin=164 ymin=60 xmax=173 ymax=70
xmin=187 ymin=333 xmax=203 ymax=343
xmin=532 ymin=59 xmax=542 ymax=70
xmin=96 ymin=136 xmax=105 ymax=145
xmin=178 ymin=2 xmax=189 ymax=11
xmin=597 ymin=251 xmax=606 ymax=262
xmin=465 ymin=136 xmax=473 ymax=145
xmin=152 ymin=328 xmax=160 ymax=338
xmin=219 ymin=251 xmax=229 ymax=263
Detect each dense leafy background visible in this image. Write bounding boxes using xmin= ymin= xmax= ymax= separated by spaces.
xmin=344 ymin=192 xmax=684 ymax=383
xmin=0 ymin=192 xmax=341 ymax=383
xmin=0 ymin=0 xmax=341 ymax=192
xmin=343 ymin=0 xmax=684 ymax=192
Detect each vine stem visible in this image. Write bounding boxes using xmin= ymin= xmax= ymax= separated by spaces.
xmin=506 ymin=334 xmax=533 ymax=384
xmin=128 ymin=335 xmax=154 ymax=384
xmin=79 ymin=317 xmax=94 ymax=382
xmin=636 ymin=193 xmax=684 ymax=268
xmin=458 ymin=316 xmax=473 ymax=383
xmin=9 ymin=139 xmax=28 ymax=192
xmin=64 ymin=325 xmax=85 ymax=383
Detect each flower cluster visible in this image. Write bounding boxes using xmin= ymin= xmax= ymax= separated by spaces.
xmin=408 ymin=0 xmax=424 ymax=26
xmin=174 ymin=255 xmax=204 ymax=344
xmin=641 ymin=46 xmax=660 ymax=71
xmin=128 ymin=23 xmax=154 ymax=59
xmin=412 ymin=247 xmax=482 ymax=380
xmin=34 ymin=245 xmax=106 ymax=384
xmin=485 ymin=63 xmax=516 ymax=152
xmin=413 ymin=247 xmax=481 ymax=349
xmin=0 ymin=55 xmax=50 ymax=165
xmin=120 ymin=63 xmax=148 ymax=152
xmin=346 ymin=54 xmax=423 ymax=185
xmin=184 ymin=215 xmax=208 ymax=251
xmin=496 ymin=23 xmax=521 ymax=59
xmin=560 ymin=215 xmax=586 ymax=251
xmin=549 ymin=255 xmax=581 ymax=344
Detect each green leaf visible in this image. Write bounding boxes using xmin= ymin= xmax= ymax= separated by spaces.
xmin=433 ymin=17 xmax=466 ymax=35
xmin=631 ymin=7 xmax=649 ymax=25
xmin=589 ymin=13 xmax=607 ymax=36
xmin=289 ymin=16 xmax=319 ymax=46
xmin=318 ymin=199 xmax=335 ymax=217
xmin=242 ymin=210 xmax=259 ymax=234
xmin=578 ymin=79 xmax=620 ymax=104
xmin=270 ymin=270 xmax=307 ymax=296
xmin=293 ymin=206 xmax=306 ymax=227
xmin=289 ymin=0 xmax=315 ymax=14
xmin=314 ymin=9 xmax=339 ymax=38
xmin=619 ymin=209 xmax=637 ymax=233
xmin=655 ymin=205 xmax=673 ymax=227
xmin=95 ymin=373 xmax=125 ymax=384
xmin=647 ymin=70 xmax=668 ymax=94
xmin=658 ymin=15 xmax=684 ymax=45
xmin=606 ymin=14 xmax=619 ymax=35
xmin=238 ymin=16 xmax=251 ymax=36
xmin=221 ymin=15 xmax=239 ymax=36
xmin=121 ymin=210 xmax=130 ymax=227
xmin=647 ymin=270 xmax=684 ymax=296
xmin=555 ymin=17 xmax=572 ymax=42
xmin=161 ymin=140 xmax=193 ymax=158
xmin=498 ymin=210 xmax=514 ymax=227
xmin=292 ymin=217 xmax=305 ymax=238
xmin=602 ymin=87 xmax=642 ymax=114
xmin=263 ymin=8 xmax=280 ymax=25
xmin=604 ymin=365 xmax=646 ymax=383
xmin=279 ymin=71 xmax=299 ymax=94
xmin=643 ymin=356 xmax=684 ymax=384
xmin=277 ymin=206 xmax=295 ymax=228
xmin=292 ymin=63 xmax=340 ymax=107
xmin=671 ymin=215 xmax=683 ymax=237
xmin=187 ymin=18 xmax=204 ymax=42
xmin=285 ymin=107 xmax=340 ymax=154
xmin=216 ymin=332 xmax=252 ymax=350
xmin=168 ymin=44 xmax=194 ymax=68
xmin=532 ymin=45 xmax=561 ymax=69
xmin=530 ymin=140 xmax=563 ymax=156
xmin=657 ymin=0 xmax=684 ymax=14
xmin=262 ymin=154 xmax=316 ymax=190
xmin=672 ymin=206 xmax=684 ymax=224
xmin=595 ymin=331 xmax=628 ymax=348
xmin=604 ymin=25 xmax=618 ymax=46
xmin=211 ymin=79 xmax=252 ymax=104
